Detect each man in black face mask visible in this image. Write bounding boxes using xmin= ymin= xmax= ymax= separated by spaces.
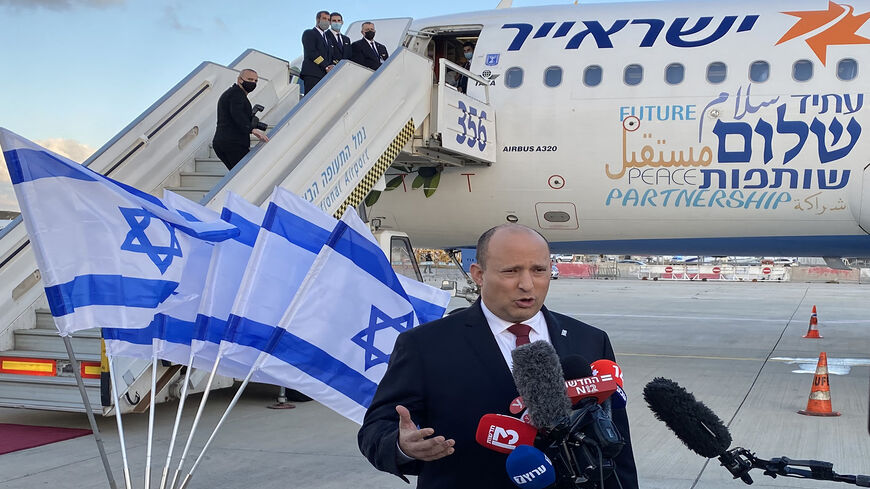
xmin=212 ymin=68 xmax=270 ymax=170
xmin=351 ymin=22 xmax=389 ymax=71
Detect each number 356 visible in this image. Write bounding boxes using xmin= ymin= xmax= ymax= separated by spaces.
xmin=456 ymin=101 xmax=487 ymax=152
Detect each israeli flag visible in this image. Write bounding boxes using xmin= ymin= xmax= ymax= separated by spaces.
xmin=218 ymin=186 xmax=334 ymax=379
xmin=102 ymin=191 xmax=220 ymax=363
xmin=255 ymin=209 xmax=449 ymax=424
xmin=219 ymin=187 xmax=450 ymax=381
xmin=190 ymin=192 xmax=265 ymax=378
xmin=0 ymin=129 xmax=238 ymax=337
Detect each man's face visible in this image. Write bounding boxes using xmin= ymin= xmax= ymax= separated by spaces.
xmin=362 ymin=24 xmax=375 ymax=36
xmin=239 ymin=71 xmax=258 ymax=85
xmin=463 ymin=45 xmax=474 ymax=56
xmin=331 ymin=14 xmax=342 ymax=24
xmin=470 ymin=228 xmax=551 ymax=323
xmin=318 ymin=12 xmax=330 ymax=24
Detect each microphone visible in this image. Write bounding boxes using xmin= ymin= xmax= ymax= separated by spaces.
xmin=591 ymin=359 xmax=627 ymax=409
xmin=475 ymin=413 xmax=538 ymax=454
xmin=643 ymin=377 xmax=732 ymax=458
xmin=505 ymin=445 xmax=557 ymax=489
xmin=561 ymin=355 xmax=619 ymax=406
xmin=511 ymin=341 xmax=572 ymax=431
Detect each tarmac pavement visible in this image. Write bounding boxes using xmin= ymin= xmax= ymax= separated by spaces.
xmin=0 ymin=279 xmax=868 ymax=488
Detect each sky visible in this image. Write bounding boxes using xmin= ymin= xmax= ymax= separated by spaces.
xmin=0 ymin=0 xmax=652 ymax=211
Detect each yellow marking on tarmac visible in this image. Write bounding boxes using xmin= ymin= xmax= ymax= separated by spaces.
xmin=619 ymin=352 xmax=764 ymax=362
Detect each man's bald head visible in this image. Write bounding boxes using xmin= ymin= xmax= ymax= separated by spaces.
xmin=239 ymin=68 xmax=257 ymax=79
xmin=476 ymin=224 xmax=548 ymax=269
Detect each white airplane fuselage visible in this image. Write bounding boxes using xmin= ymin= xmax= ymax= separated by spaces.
xmin=370 ymin=0 xmax=870 ymax=256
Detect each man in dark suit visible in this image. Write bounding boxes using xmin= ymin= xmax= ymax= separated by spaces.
xmin=212 ymin=68 xmax=269 ymax=170
xmin=457 ymin=41 xmax=474 ymax=94
xmin=358 ymin=224 xmax=639 ymax=489
xmin=326 ymin=12 xmax=352 ymax=64
xmin=300 ymin=10 xmax=334 ymax=94
xmin=350 ymin=22 xmax=389 ymax=70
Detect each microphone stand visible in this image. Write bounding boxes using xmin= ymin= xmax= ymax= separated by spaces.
xmin=718 ymin=447 xmax=870 ymax=487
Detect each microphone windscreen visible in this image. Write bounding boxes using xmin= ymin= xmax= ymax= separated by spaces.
xmin=560 ymin=354 xmax=593 ymax=380
xmin=590 ymin=359 xmax=624 ymax=388
xmin=505 ymin=445 xmax=556 ymax=489
xmin=611 ymin=385 xmax=628 ymax=409
xmin=643 ymin=377 xmax=732 ymax=458
xmin=512 ymin=341 xmax=571 ymax=430
xmin=475 ymin=413 xmax=538 ymax=454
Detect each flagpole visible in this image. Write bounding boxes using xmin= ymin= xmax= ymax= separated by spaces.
xmin=176 ymin=352 xmax=265 ymax=489
xmin=145 ymin=350 xmax=159 ymax=489
xmin=108 ymin=354 xmax=134 ymax=489
xmin=159 ymin=349 xmax=196 ymax=489
xmin=63 ymin=336 xmax=118 ymax=489
xmin=168 ymin=354 xmax=222 ymax=489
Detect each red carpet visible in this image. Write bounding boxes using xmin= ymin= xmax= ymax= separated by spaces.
xmin=0 ymin=423 xmax=92 ymax=455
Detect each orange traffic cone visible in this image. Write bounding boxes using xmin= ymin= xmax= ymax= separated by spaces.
xmin=797 ymin=352 xmax=840 ymax=417
xmin=803 ymin=305 xmax=821 ymax=338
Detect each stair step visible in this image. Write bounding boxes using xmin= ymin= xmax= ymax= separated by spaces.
xmin=179 ymin=172 xmax=226 ymax=188
xmin=194 ymin=158 xmax=227 ymax=173
xmin=0 ymin=349 xmax=100 ymax=362
xmin=35 ymin=309 xmax=57 ymax=329
xmin=13 ymin=329 xmax=101 ymax=355
xmin=163 ymin=187 xmax=209 ymax=202
xmin=0 ymin=373 xmax=101 ymax=412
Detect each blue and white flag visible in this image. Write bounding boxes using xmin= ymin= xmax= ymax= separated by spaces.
xmin=190 ymin=192 xmax=265 ymax=378
xmin=103 ymin=190 xmax=220 ymax=363
xmin=254 ymin=209 xmax=450 ymax=424
xmin=218 ymin=186 xmax=334 ymax=377
xmin=0 ymin=129 xmax=238 ymax=336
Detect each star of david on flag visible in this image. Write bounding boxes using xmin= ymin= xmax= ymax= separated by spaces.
xmin=352 ymin=306 xmax=414 ymax=370
xmin=0 ymin=128 xmax=238 ymax=336
xmin=119 ymin=207 xmax=183 ymax=274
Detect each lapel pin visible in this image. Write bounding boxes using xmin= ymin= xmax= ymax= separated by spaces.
xmin=561 ymin=329 xmax=567 ymax=336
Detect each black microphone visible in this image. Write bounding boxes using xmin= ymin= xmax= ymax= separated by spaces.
xmin=643 ymin=377 xmax=732 ymax=458
xmin=511 ymin=341 xmax=572 ymax=431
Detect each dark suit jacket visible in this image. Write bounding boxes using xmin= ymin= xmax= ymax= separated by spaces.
xmin=213 ymin=84 xmax=252 ymax=148
xmin=350 ymin=38 xmax=389 ymax=70
xmin=301 ymin=27 xmax=332 ymax=79
xmin=358 ymin=301 xmax=639 ymax=489
xmin=326 ymin=31 xmax=352 ymax=64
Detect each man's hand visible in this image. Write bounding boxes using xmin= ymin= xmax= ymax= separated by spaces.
xmin=252 ymin=129 xmax=269 ymax=142
xmin=396 ymin=405 xmax=455 ymax=461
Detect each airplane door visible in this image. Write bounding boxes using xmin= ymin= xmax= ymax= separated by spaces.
xmin=344 ymin=18 xmax=412 ymax=54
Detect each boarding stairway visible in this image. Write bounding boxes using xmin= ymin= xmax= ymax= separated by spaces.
xmin=0 ymin=26 xmax=498 ymax=413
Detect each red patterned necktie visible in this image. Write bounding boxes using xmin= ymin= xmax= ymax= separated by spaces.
xmin=507 ymin=323 xmax=532 ymax=347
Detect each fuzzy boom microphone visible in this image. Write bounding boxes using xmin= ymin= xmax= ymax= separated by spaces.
xmin=511 ymin=341 xmax=572 ymax=432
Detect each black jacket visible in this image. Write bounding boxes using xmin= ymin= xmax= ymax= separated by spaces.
xmin=326 ymin=31 xmax=352 ymax=63
xmin=350 ymin=38 xmax=389 ymax=70
xmin=301 ymin=27 xmax=332 ymax=79
xmin=358 ymin=301 xmax=639 ymax=489
xmin=213 ymin=84 xmax=253 ymax=147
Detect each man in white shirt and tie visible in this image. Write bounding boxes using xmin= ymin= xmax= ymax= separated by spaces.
xmin=359 ymin=224 xmax=639 ymax=489
xmin=351 ymin=22 xmax=388 ymax=71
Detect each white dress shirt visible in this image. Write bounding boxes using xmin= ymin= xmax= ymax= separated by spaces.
xmin=480 ymin=301 xmax=551 ymax=371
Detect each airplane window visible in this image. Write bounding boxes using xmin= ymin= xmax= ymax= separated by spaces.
xmin=583 ymin=65 xmax=603 ymax=86
xmin=706 ymin=62 xmax=727 ymax=83
xmin=544 ymin=66 xmax=562 ymax=87
xmin=505 ymin=67 xmax=523 ymax=88
xmin=665 ymin=63 xmax=684 ymax=84
xmin=749 ymin=61 xmax=769 ymax=82
xmin=837 ymin=58 xmax=858 ymax=80
xmin=793 ymin=60 xmax=813 ymax=82
xmin=624 ymin=64 xmax=643 ymax=86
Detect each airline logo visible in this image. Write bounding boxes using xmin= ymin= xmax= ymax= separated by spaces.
xmin=513 ymin=464 xmax=549 ymax=485
xmin=487 ymin=425 xmax=520 ymax=450
xmin=777 ymin=1 xmax=870 ymax=65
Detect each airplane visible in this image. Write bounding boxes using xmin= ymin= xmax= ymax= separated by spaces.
xmin=364 ymin=0 xmax=870 ymax=259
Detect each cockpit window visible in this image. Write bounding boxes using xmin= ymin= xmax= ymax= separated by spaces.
xmin=583 ymin=65 xmax=602 ymax=87
xmin=706 ymin=62 xmax=727 ymax=83
xmin=544 ymin=66 xmax=562 ymax=87
xmin=624 ymin=64 xmax=643 ymax=86
xmin=505 ymin=67 xmax=523 ymax=88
